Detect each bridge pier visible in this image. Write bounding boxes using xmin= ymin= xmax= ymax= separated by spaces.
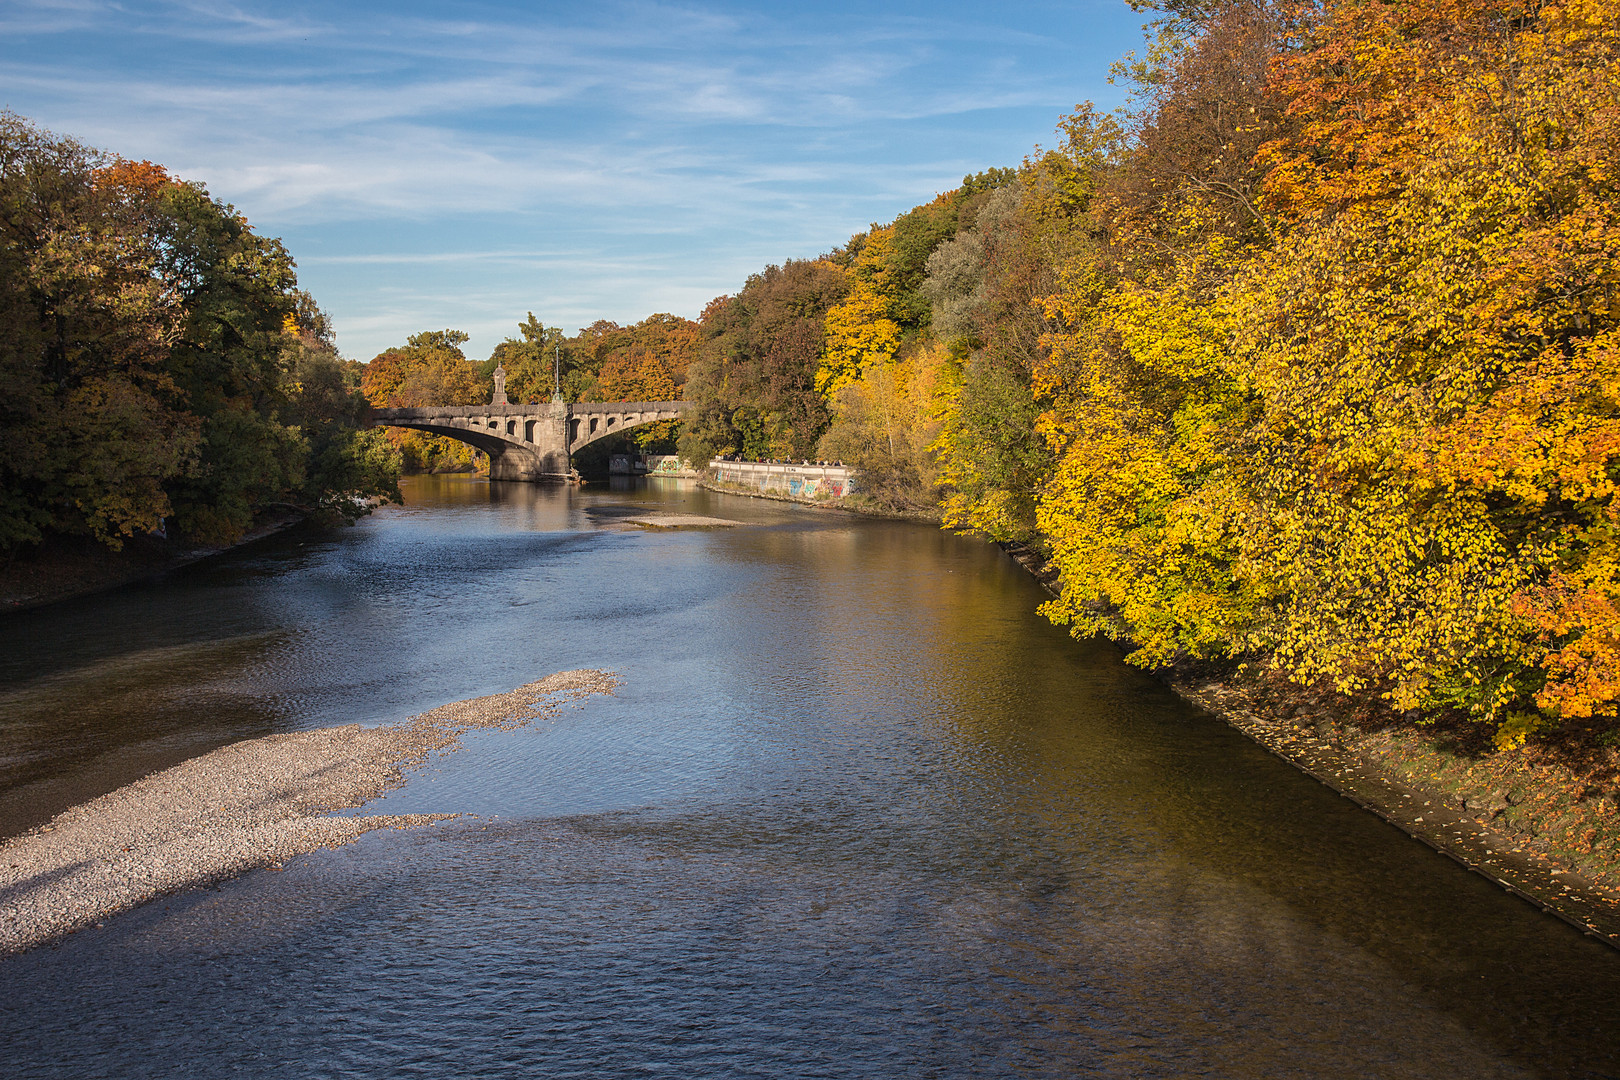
xmin=486 ymin=441 xmax=574 ymax=482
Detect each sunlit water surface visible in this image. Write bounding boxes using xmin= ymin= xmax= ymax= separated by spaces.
xmin=2 ymin=476 xmax=1619 ymax=1078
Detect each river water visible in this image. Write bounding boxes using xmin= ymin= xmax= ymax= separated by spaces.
xmin=2 ymin=476 xmax=1618 ymax=1078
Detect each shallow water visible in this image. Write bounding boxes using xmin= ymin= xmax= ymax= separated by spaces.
xmin=2 ymin=475 xmax=1619 ymax=1078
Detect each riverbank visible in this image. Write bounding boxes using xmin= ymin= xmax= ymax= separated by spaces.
xmin=0 ymin=670 xmax=617 ymax=955
xmin=0 ymin=511 xmax=306 ymax=614
xmin=995 ymin=541 xmax=1620 ymax=947
xmin=699 ymin=477 xmax=942 ymax=522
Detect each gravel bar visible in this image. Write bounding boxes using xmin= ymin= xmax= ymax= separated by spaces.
xmin=621 ymin=512 xmax=741 ymax=528
xmin=0 ymin=669 xmax=618 ymax=955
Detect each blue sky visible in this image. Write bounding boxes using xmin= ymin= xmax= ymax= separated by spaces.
xmin=1 ymin=1 xmax=1148 ymax=361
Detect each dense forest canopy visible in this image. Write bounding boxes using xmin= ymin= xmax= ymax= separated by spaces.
xmin=6 ymin=0 xmax=1617 ymax=747
xmin=0 ymin=113 xmax=401 ymax=550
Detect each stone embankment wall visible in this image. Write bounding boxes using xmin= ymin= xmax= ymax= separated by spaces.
xmin=709 ymin=460 xmax=856 ymax=501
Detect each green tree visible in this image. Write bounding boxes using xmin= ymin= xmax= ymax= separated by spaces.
xmin=679 ymin=261 xmax=849 ymax=464
xmin=280 ymin=297 xmax=401 ymax=524
xmin=483 ymin=313 xmax=568 ymax=403
xmin=152 ymin=177 xmax=310 ymax=544
xmin=0 ymin=120 xmax=198 ymax=549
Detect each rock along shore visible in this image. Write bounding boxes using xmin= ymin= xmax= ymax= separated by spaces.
xmin=0 ymin=669 xmax=617 ymax=955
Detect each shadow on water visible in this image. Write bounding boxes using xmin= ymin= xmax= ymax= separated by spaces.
xmin=0 ymin=633 xmax=293 ymax=836
xmin=2 ymin=475 xmax=1619 ymax=1078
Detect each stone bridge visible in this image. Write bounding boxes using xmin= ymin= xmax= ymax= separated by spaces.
xmin=370 ymin=400 xmax=693 ymax=482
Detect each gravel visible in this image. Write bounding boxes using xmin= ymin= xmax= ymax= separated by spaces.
xmin=0 ymin=669 xmax=618 ymax=955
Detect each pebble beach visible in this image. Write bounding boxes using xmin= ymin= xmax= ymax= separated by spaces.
xmin=0 ymin=669 xmax=618 ymax=954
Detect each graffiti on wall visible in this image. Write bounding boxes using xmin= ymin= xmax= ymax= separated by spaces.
xmin=611 ymin=454 xmax=696 ymax=476
xmin=713 ymin=462 xmax=855 ymax=501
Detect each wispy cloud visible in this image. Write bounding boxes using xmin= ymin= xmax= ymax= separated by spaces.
xmin=0 ymin=0 xmax=1139 ymax=357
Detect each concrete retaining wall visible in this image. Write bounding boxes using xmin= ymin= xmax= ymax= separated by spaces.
xmin=710 ymin=461 xmax=856 ymax=499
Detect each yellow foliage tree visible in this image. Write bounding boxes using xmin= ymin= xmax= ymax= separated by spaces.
xmin=819 ymin=342 xmax=951 ymax=510
xmin=1026 ymin=0 xmax=1620 ymax=741
xmin=819 ymin=227 xmax=901 ymax=396
xmin=1220 ymin=0 xmax=1620 ymax=732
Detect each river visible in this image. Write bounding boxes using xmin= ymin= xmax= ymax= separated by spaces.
xmin=2 ymin=475 xmax=1618 ymax=1078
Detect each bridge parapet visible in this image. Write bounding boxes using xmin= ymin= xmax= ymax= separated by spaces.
xmin=375 ymin=403 xmax=565 ymax=418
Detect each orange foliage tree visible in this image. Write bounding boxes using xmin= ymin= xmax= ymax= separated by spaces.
xmin=576 ymin=313 xmax=700 ymax=449
xmin=362 ymin=330 xmax=488 ymax=473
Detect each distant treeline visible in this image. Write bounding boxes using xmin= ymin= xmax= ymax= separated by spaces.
xmin=360 ymin=314 xmax=700 ymax=472
xmin=0 ymin=113 xmax=401 ymax=550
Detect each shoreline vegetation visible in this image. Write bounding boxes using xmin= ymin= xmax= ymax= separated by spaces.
xmin=0 ymin=671 xmax=617 ymax=955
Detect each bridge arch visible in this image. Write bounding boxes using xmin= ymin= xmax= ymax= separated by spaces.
xmin=379 ymin=416 xmax=568 ymax=481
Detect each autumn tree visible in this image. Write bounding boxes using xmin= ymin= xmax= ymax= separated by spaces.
xmin=820 ymin=228 xmax=901 ymax=397
xmin=565 ymin=314 xmax=696 ymax=449
xmin=679 ymin=260 xmax=849 ymax=464
xmin=815 ymin=169 xmax=1028 ymax=511
xmin=0 ymin=114 xmax=399 ymax=551
xmin=927 ymin=161 xmax=1079 ymax=544
xmin=362 ymin=329 xmax=487 ymax=473
xmin=580 ymin=314 xmax=698 ymax=401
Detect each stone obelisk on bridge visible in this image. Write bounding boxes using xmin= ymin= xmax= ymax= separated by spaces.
xmin=370 ymin=367 xmax=691 ymax=483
